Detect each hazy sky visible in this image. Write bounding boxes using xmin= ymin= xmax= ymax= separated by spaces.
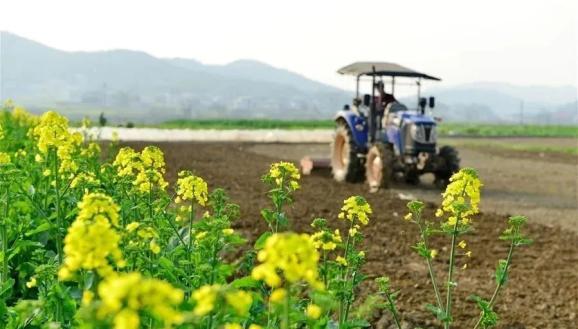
xmin=1 ymin=0 xmax=576 ymax=91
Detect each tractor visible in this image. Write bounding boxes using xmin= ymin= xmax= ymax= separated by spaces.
xmin=331 ymin=62 xmax=460 ymax=190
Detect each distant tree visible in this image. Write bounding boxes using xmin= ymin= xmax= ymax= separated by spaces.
xmin=99 ymin=112 xmax=107 ymax=127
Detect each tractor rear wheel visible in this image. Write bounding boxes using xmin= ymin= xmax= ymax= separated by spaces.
xmin=331 ymin=122 xmax=364 ymax=183
xmin=365 ymin=143 xmax=395 ymax=191
xmin=434 ymin=145 xmax=460 ymax=188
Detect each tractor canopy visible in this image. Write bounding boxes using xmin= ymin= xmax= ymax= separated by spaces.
xmin=337 ymin=62 xmax=441 ymax=81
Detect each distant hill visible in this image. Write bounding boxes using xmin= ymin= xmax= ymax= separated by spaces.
xmin=0 ymin=32 xmax=349 ymax=123
xmin=425 ymin=83 xmax=577 ymax=124
xmin=0 ymin=32 xmax=576 ymax=124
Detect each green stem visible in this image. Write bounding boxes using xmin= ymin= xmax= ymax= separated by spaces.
xmin=148 ymin=170 xmax=153 ymax=220
xmin=188 ymin=201 xmax=194 ymax=253
xmin=444 ymin=219 xmax=460 ymax=329
xmin=1 ymin=186 xmax=9 ymax=286
xmin=339 ymin=220 xmax=355 ymax=328
xmin=52 ymin=149 xmax=63 ymax=265
xmin=385 ymin=292 xmax=403 ymax=329
xmin=282 ymin=283 xmax=291 ymax=329
xmin=322 ymin=250 xmax=328 ymax=288
xmin=473 ymin=241 xmax=515 ymax=329
xmin=273 ymin=172 xmax=287 ymax=233
xmin=167 ymin=216 xmax=187 ymax=247
xmin=208 ymin=231 xmax=220 ymax=285
xmin=417 ymin=221 xmax=444 ymax=311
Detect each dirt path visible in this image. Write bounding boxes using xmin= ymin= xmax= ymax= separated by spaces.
xmin=122 ymin=141 xmax=578 ymax=329
xmin=248 ymin=141 xmax=578 ymax=233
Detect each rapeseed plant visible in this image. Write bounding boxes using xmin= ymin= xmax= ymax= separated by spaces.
xmin=0 ymin=105 xmax=532 ymax=329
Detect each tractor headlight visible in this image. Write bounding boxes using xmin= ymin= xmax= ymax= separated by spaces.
xmin=410 ymin=124 xmax=436 ymax=144
xmin=410 ymin=124 xmax=425 ymax=142
xmin=429 ymin=125 xmax=437 ymax=143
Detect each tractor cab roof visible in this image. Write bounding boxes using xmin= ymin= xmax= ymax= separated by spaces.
xmin=337 ymin=62 xmax=441 ymax=81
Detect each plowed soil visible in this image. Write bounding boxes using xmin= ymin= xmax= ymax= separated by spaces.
xmin=124 ymin=141 xmax=578 ymax=329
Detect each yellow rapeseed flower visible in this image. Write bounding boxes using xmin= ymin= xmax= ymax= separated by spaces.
xmin=113 ymin=147 xmax=142 ymax=178
xmin=26 ymin=276 xmax=37 ymax=288
xmin=192 ymin=284 xmax=221 ymax=316
xmin=306 ymin=304 xmax=322 ymax=319
xmin=225 ymin=290 xmax=253 ymax=315
xmin=31 ymin=111 xmax=83 ymax=175
xmin=339 ymin=196 xmax=372 ymax=225
xmin=0 ymin=152 xmax=10 ymax=165
xmin=70 ymin=172 xmax=99 ymax=189
xmin=336 ymin=256 xmax=348 ymax=266
xmin=440 ymin=168 xmax=482 ymax=226
xmin=150 ymin=240 xmax=161 ymax=254
xmin=113 ymin=146 xmax=168 ymax=193
xmin=311 ymin=229 xmax=342 ymax=251
xmin=134 ymin=146 xmax=168 ymax=193
xmin=222 ymin=228 xmax=235 ymax=236
xmin=59 ymin=193 xmax=124 ymax=280
xmin=82 ymin=290 xmax=94 ymax=306
xmin=265 ymin=161 xmax=300 ymax=190
xmin=458 ymin=240 xmax=467 ymax=249
xmin=176 ymin=171 xmax=209 ymax=206
xmin=224 ymin=324 xmax=243 ymax=329
xmin=269 ymin=288 xmax=286 ymax=303
xmin=12 ymin=106 xmax=38 ymax=126
xmin=97 ymin=272 xmax=184 ymax=329
xmin=252 ymin=233 xmax=322 ymax=290
xmin=126 ymin=222 xmax=140 ymax=232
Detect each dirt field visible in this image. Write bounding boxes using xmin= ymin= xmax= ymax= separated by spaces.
xmin=249 ymin=138 xmax=578 ymax=233
xmin=124 ymin=141 xmax=578 ymax=329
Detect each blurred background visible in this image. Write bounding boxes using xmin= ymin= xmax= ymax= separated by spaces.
xmin=0 ymin=0 xmax=576 ymax=125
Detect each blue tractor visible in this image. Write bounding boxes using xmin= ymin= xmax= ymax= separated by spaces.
xmin=330 ymin=62 xmax=460 ymax=190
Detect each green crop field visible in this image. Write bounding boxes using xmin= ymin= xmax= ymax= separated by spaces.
xmin=437 ymin=123 xmax=578 ymax=138
xmin=149 ymin=119 xmax=578 ymax=138
xmin=151 ymin=119 xmax=335 ymax=130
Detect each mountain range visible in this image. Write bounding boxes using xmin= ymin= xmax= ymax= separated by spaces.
xmin=0 ymin=32 xmax=576 ymax=124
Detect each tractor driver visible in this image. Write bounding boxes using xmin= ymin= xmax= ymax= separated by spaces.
xmin=375 ymin=81 xmax=396 ymax=112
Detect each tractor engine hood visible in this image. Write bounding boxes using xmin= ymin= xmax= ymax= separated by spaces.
xmin=399 ymin=112 xmax=437 ymax=148
xmin=399 ymin=112 xmax=436 ymax=125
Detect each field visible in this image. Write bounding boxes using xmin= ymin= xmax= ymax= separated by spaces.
xmin=121 ymin=139 xmax=578 ymax=328
xmin=148 ymin=120 xmax=578 ymax=138
xmin=1 ymin=106 xmax=577 ymax=329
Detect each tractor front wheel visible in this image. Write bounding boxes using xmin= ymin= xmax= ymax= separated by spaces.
xmin=330 ymin=122 xmax=364 ymax=183
xmin=365 ymin=143 xmax=395 ymax=191
xmin=434 ymin=145 xmax=460 ymax=188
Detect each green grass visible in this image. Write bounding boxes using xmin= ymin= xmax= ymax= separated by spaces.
xmin=149 ymin=119 xmax=335 ymax=130
xmin=437 ymin=123 xmax=578 ymax=138
xmin=442 ymin=139 xmax=578 ymax=155
xmin=145 ymin=119 xmax=578 ymax=138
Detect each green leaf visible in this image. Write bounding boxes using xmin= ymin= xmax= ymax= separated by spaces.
xmin=231 ymin=276 xmax=261 ymax=289
xmin=407 ymin=200 xmax=425 ymax=213
xmin=515 ymin=237 xmax=533 ymax=246
xmin=468 ymin=295 xmax=499 ymax=328
xmin=343 ymin=318 xmax=371 ymax=328
xmin=411 ymin=241 xmax=431 ymax=259
xmin=426 ymin=304 xmax=451 ymax=323
xmin=24 ymin=222 xmax=52 ymax=237
xmin=495 ymin=259 xmax=508 ymax=285
xmin=260 ymin=209 xmax=273 ymax=224
xmin=254 ymin=232 xmax=272 ymax=250
xmin=0 ymin=278 xmax=14 ymax=299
